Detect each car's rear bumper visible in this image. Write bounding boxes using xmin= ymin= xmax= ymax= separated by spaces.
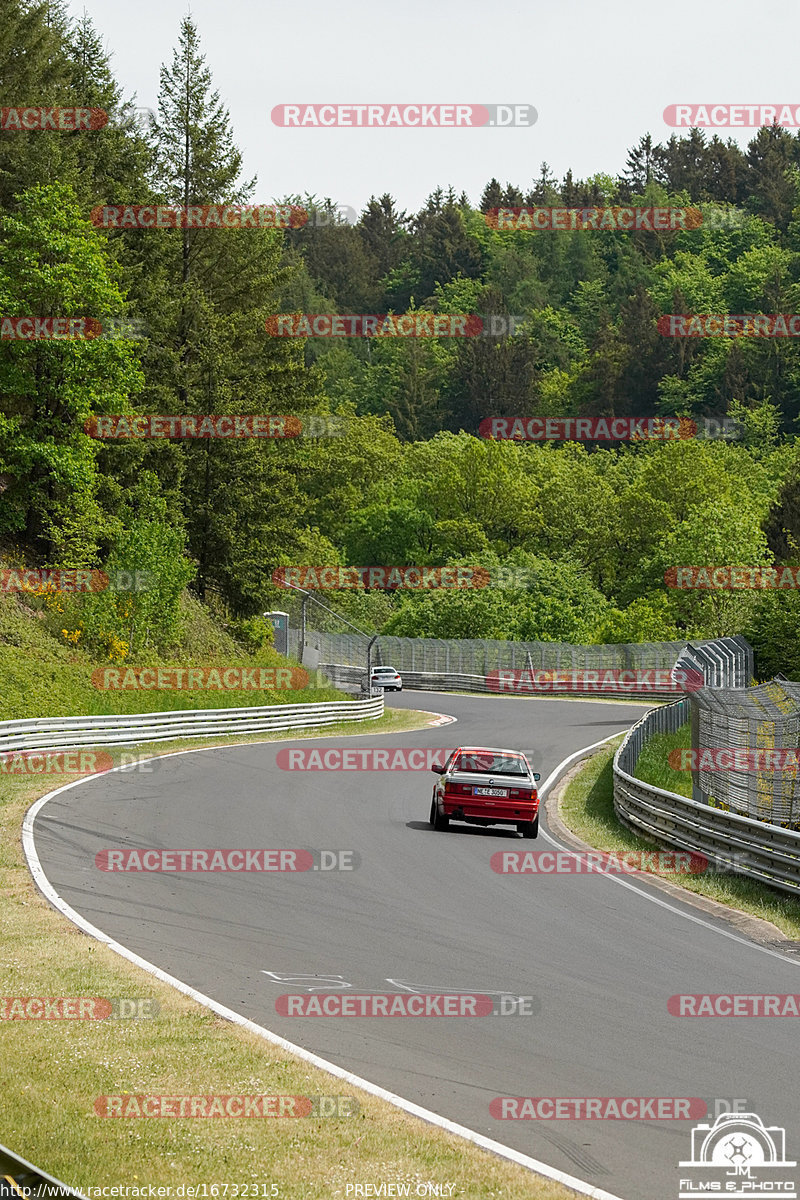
xmin=442 ymin=800 xmax=538 ymax=822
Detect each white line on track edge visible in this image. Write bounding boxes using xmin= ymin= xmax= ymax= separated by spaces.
xmin=538 ymin=735 xmax=800 ymax=969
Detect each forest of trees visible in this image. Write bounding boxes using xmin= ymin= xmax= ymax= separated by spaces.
xmin=4 ymin=0 xmax=800 ymax=677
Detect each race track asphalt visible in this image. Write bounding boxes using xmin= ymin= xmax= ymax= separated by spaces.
xmin=30 ymin=692 xmax=800 ymax=1199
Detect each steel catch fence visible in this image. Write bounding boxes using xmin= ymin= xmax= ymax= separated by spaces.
xmin=615 ymin=700 xmax=800 ymax=896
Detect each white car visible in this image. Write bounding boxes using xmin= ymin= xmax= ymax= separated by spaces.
xmin=369 ymin=666 xmax=403 ymax=692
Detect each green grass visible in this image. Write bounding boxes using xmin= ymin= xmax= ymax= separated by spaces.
xmin=559 ymin=740 xmax=800 ymax=939
xmin=633 ymin=722 xmax=693 ymax=797
xmin=0 ymin=590 xmax=345 ymax=719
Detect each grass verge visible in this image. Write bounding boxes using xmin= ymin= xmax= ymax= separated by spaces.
xmin=633 ymin=722 xmax=692 ymax=797
xmin=1 ymin=706 xmax=579 ymax=1199
xmin=0 ymin=590 xmax=346 ymax=719
xmin=559 ymin=739 xmax=800 ymax=940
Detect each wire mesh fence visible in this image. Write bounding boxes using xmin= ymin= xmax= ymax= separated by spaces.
xmin=307 ymin=630 xmax=752 ymax=680
xmin=265 ymin=594 xmax=379 ymax=665
xmin=614 ymin=702 xmax=800 ymax=895
xmin=690 ymin=679 xmax=800 ymax=826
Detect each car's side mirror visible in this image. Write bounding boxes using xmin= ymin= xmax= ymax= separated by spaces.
xmin=431 ymin=763 xmax=445 ymax=774
xmin=533 ymin=773 xmax=541 ymax=781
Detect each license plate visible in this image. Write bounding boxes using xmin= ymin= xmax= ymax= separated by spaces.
xmin=475 ymin=787 xmax=507 ymax=797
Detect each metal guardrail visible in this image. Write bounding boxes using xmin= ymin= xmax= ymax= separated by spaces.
xmin=0 ymin=1140 xmax=86 ymax=1198
xmin=613 ymin=701 xmax=800 ymax=897
xmin=0 ymin=696 xmax=384 ymax=755
xmin=322 ymin=664 xmax=687 ymax=700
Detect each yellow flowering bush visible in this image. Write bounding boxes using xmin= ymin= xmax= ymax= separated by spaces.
xmin=30 ymin=582 xmax=65 ymax=614
xmin=104 ymin=634 xmax=129 ymax=662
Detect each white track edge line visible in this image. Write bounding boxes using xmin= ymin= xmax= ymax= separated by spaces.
xmin=539 ymin=737 xmax=800 ymax=968
xmin=22 ymin=739 xmax=625 ymax=1200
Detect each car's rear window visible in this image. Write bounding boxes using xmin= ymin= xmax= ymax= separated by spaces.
xmin=453 ymin=752 xmax=528 ymax=776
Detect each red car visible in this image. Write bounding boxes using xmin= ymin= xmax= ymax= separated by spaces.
xmin=429 ymin=746 xmax=541 ymax=838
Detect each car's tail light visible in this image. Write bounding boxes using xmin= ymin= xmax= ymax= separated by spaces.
xmin=444 ymin=781 xmax=472 ymax=797
xmin=509 ymin=788 xmax=535 ymax=800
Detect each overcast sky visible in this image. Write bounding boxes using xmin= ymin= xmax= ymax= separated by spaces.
xmin=68 ymin=0 xmax=800 ymax=215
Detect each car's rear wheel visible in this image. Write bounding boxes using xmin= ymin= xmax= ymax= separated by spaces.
xmin=430 ymin=796 xmax=449 ymax=831
xmin=517 ymin=815 xmax=539 ymax=839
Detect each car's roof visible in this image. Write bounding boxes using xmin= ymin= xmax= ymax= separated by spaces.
xmin=373 ymin=666 xmax=399 ymax=671
xmin=454 ymin=746 xmax=528 ymax=756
